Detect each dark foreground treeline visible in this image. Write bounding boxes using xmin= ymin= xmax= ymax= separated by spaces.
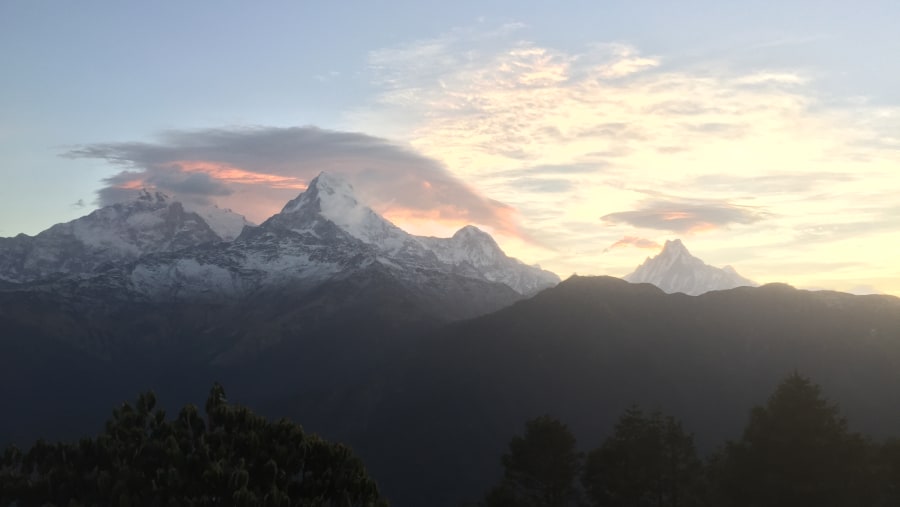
xmin=479 ymin=373 xmax=900 ymax=507
xmin=0 ymin=384 xmax=386 ymax=507
xmin=3 ymin=373 xmax=900 ymax=507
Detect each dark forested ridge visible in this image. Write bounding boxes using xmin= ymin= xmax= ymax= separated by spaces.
xmin=3 ymin=275 xmax=900 ymax=505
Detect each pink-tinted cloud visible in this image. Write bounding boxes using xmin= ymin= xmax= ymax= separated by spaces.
xmin=604 ymin=236 xmax=662 ymax=253
xmin=172 ymin=160 xmax=306 ymax=189
xmin=65 ymin=126 xmax=522 ymax=237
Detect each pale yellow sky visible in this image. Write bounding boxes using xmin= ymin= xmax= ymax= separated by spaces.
xmin=8 ymin=17 xmax=898 ymax=297
xmin=352 ymin=27 xmax=900 ymax=296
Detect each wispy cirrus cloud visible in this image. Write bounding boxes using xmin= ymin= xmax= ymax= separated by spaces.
xmin=350 ymin=22 xmax=900 ymax=294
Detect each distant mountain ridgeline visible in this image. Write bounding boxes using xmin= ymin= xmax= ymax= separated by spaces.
xmin=0 ymin=171 xmax=558 ymax=456
xmin=2 ymin=275 xmax=899 ymax=505
xmin=2 ymin=175 xmax=900 ymax=506
xmin=258 ymin=276 xmax=900 ymax=505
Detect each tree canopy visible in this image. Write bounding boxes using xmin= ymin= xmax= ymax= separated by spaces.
xmin=0 ymin=384 xmax=386 ymax=507
xmin=582 ymin=407 xmax=703 ymax=507
xmin=484 ymin=415 xmax=582 ymax=507
xmin=713 ymin=372 xmax=876 ymax=507
xmin=481 ymin=373 xmax=900 ymax=507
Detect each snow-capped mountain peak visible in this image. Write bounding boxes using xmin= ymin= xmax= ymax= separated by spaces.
xmin=0 ymin=190 xmax=233 ymax=283
xmin=425 ymin=225 xmax=503 ymax=266
xmin=281 ymin=172 xmax=359 ymax=215
xmin=418 ymin=225 xmax=559 ymax=295
xmin=660 ymin=238 xmax=689 ymax=257
xmin=180 ymin=202 xmax=252 ymax=241
xmin=2 ymin=171 xmax=559 ymax=298
xmin=264 ymin=172 xmax=558 ymax=295
xmin=135 ymin=188 xmax=172 ymax=205
xmin=624 ymin=239 xmax=755 ymax=295
xmin=122 ymin=188 xmax=251 ymax=241
xmin=276 ymin=172 xmax=415 ymax=253
xmin=453 ymin=224 xmax=498 ymax=245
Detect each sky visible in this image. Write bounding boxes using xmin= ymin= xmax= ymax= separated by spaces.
xmin=1 ymin=1 xmax=899 ymax=295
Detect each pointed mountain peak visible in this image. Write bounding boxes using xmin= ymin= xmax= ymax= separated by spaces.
xmin=624 ymin=239 xmax=756 ymax=295
xmin=271 ymin=172 xmax=417 ymax=252
xmin=280 ymin=172 xmax=359 ymax=215
xmin=660 ymin=238 xmax=691 ymax=256
xmin=301 ymin=171 xmax=361 ymax=211
xmin=310 ymin=171 xmax=356 ymax=195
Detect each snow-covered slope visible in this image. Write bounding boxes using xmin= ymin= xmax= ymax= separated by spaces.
xmin=0 ymin=190 xmax=247 ymax=283
xmin=624 ymin=239 xmax=756 ymax=295
xmin=418 ymin=226 xmax=559 ymax=295
xmin=275 ymin=172 xmax=433 ymax=264
xmin=274 ymin=172 xmax=557 ymax=295
xmin=182 ymin=202 xmax=253 ymax=241
xmin=3 ymin=172 xmax=557 ymax=312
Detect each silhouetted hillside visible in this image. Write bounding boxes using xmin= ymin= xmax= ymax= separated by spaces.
xmin=276 ymin=276 xmax=900 ymax=506
xmin=4 ymin=275 xmax=900 ymax=506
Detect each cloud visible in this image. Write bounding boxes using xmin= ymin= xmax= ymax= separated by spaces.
xmin=348 ymin=21 xmax=900 ymax=296
xmin=604 ymin=236 xmax=662 ymax=253
xmin=493 ymin=162 xmax=606 ymax=179
xmin=64 ymin=126 xmax=519 ymax=235
xmin=509 ymin=177 xmax=575 ymax=193
xmin=795 ymin=210 xmax=900 ymax=243
xmin=689 ymin=172 xmax=857 ymax=195
xmin=601 ymin=199 xmax=769 ymax=233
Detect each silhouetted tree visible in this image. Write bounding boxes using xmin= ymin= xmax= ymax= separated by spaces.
xmin=713 ymin=372 xmax=876 ymax=507
xmin=869 ymin=437 xmax=900 ymax=506
xmin=484 ymin=415 xmax=582 ymax=507
xmin=582 ymin=407 xmax=703 ymax=507
xmin=1 ymin=384 xmax=386 ymax=506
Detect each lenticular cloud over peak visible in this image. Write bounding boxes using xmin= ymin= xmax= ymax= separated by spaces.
xmin=65 ymin=126 xmax=522 ymax=238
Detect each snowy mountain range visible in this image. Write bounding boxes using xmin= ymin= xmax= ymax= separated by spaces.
xmin=0 ymin=173 xmax=558 ymax=305
xmin=624 ymin=239 xmax=756 ymax=295
xmin=0 ymin=190 xmax=251 ymax=283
